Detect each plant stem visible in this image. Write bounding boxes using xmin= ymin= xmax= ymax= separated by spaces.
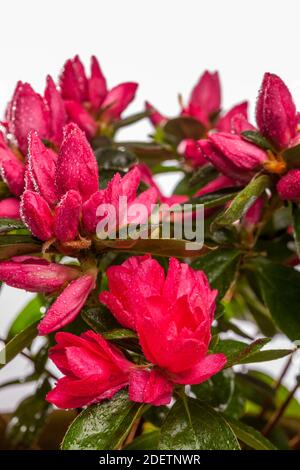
xmin=263 ymin=381 xmax=299 ymax=436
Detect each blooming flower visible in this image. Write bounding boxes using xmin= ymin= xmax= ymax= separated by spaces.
xmin=0 ymin=197 xmax=20 ymax=219
xmin=99 ymin=255 xmax=227 ymax=404
xmin=46 ymin=331 xmax=132 ymax=408
xmin=59 ymin=55 xmax=138 ymax=137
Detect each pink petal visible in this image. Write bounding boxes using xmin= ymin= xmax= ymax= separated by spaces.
xmin=44 ymin=75 xmax=67 ymax=144
xmin=216 ymin=101 xmax=248 ymax=132
xmin=9 ymin=82 xmax=50 ymax=154
xmin=177 ymin=139 xmax=207 ymax=168
xmin=0 ymin=155 xmax=25 ymax=196
xmin=277 ymin=169 xmax=300 ymax=201
xmin=0 ymin=198 xmax=20 ymax=219
xmin=27 ymin=131 xmax=57 ymax=206
xmin=20 ymin=190 xmax=54 ymax=240
xmin=189 ymin=71 xmax=221 ymax=118
xmin=82 ymin=190 xmax=106 ymax=233
xmin=88 ymin=55 xmax=107 ymax=110
xmin=129 ymin=368 xmax=173 ymax=406
xmin=256 ymin=73 xmax=297 ymax=149
xmin=101 ymin=82 xmax=138 ymax=121
xmin=38 ymin=273 xmax=96 ymax=335
xmin=174 ymin=353 xmax=227 ymax=385
xmin=0 ymin=257 xmax=79 ymax=293
xmin=145 ymin=101 xmax=167 ymax=127
xmin=64 ymin=100 xmax=97 ymax=138
xmin=54 ymin=190 xmax=82 ymax=242
xmin=55 ymin=123 xmax=99 ymax=201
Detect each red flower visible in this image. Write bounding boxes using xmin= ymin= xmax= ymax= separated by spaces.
xmin=99 ymin=255 xmax=227 ymax=404
xmin=59 ymin=55 xmax=138 ymax=136
xmin=46 ymin=331 xmax=132 ymax=409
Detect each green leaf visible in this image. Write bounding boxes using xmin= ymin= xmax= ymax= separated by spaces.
xmin=125 ymin=431 xmax=160 ymax=450
xmin=192 ymin=369 xmax=235 ymax=411
xmin=82 ymin=307 xmax=140 ymax=354
xmin=8 ymin=296 xmax=44 ymax=338
xmin=186 ymin=187 xmax=240 ymax=209
xmin=93 ymin=236 xmax=210 ymax=259
xmin=189 ymin=165 xmax=219 ymax=189
xmin=0 ymin=218 xmax=25 ymax=233
xmin=214 ymin=338 xmax=271 ymax=367
xmin=282 ymin=144 xmax=300 ymax=168
xmin=173 ymin=174 xmax=195 ymax=197
xmin=191 ymin=248 xmax=241 ymax=300
xmin=238 ymin=348 xmax=293 ymax=364
xmin=121 ymin=142 xmax=175 ymax=163
xmin=291 ymin=203 xmax=300 ymax=257
xmin=114 ymin=110 xmax=151 ymax=130
xmin=241 ymin=131 xmax=274 ymax=151
xmin=0 ymin=321 xmax=38 ymax=369
xmin=211 ymin=175 xmax=271 ymax=230
xmin=225 ymin=417 xmax=276 ymax=450
xmin=6 ymin=378 xmax=51 ymax=448
xmin=95 ymin=147 xmax=137 ymax=171
xmin=62 ymin=391 xmax=145 ymax=450
xmin=254 ymin=259 xmax=300 ymax=340
xmin=158 ymin=398 xmax=240 ymax=450
xmin=163 ymin=117 xmax=206 ymax=144
xmin=0 ymin=235 xmax=41 ymax=260
xmin=0 ymin=181 xmax=9 ymax=198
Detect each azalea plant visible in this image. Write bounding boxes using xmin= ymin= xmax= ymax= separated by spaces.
xmin=0 ymin=56 xmax=300 ymax=451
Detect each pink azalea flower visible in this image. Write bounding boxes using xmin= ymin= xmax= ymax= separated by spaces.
xmin=59 ymin=55 xmax=138 ymax=136
xmin=99 ymin=255 xmax=227 ymax=404
xmin=46 ymin=331 xmax=132 ymax=408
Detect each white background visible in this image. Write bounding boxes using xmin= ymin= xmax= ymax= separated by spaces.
xmin=0 ymin=0 xmax=300 ymax=411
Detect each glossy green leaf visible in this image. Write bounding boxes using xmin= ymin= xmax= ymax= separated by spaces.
xmin=238 ymin=348 xmax=293 ymax=363
xmin=93 ymin=236 xmax=210 ymax=259
xmin=62 ymin=391 xmax=145 ymax=450
xmin=214 ymin=338 xmax=271 ymax=367
xmin=8 ymin=296 xmax=44 ymax=339
xmin=6 ymin=378 xmax=51 ymax=448
xmin=241 ymin=130 xmax=274 ymax=151
xmin=192 ymin=369 xmax=235 ymax=411
xmin=282 ymin=144 xmax=300 ymax=168
xmin=189 ymin=165 xmax=219 ymax=189
xmin=254 ymin=259 xmax=300 ymax=340
xmin=0 ymin=235 xmax=41 ymax=260
xmin=158 ymin=398 xmax=240 ymax=450
xmin=186 ymin=187 xmax=240 ymax=209
xmin=192 ymin=248 xmax=241 ymax=300
xmin=211 ymin=175 xmax=271 ymax=230
xmin=0 ymin=218 xmax=25 ymax=233
xmin=0 ymin=321 xmax=38 ymax=370
xmin=95 ymin=147 xmax=137 ymax=171
xmin=122 ymin=142 xmax=175 ymax=163
xmin=163 ymin=117 xmax=206 ymax=144
xmin=114 ymin=110 xmax=151 ymax=130
xmin=225 ymin=416 xmax=276 ymax=450
xmin=125 ymin=431 xmax=160 ymax=450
